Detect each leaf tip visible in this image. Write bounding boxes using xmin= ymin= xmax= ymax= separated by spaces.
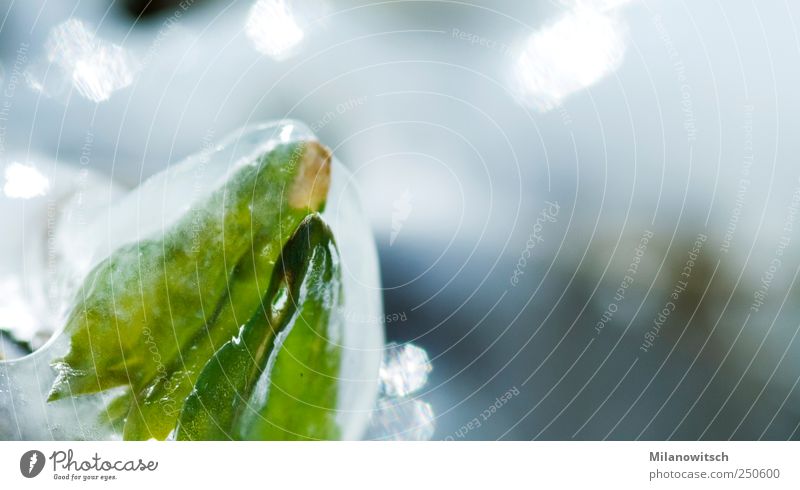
xmin=289 ymin=141 xmax=331 ymax=211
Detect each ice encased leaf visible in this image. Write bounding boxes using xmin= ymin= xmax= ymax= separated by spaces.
xmin=0 ymin=121 xmax=383 ymax=440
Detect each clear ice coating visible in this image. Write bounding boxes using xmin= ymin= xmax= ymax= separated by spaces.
xmin=0 ymin=121 xmax=384 ymax=440
xmin=0 ymin=160 xmax=125 ymax=348
xmin=367 ymin=397 xmax=436 ymax=441
xmin=379 ymin=342 xmax=432 ymax=397
xmin=365 ymin=341 xmax=436 ymax=440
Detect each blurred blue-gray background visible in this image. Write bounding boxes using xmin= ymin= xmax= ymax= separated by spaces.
xmin=1 ymin=0 xmax=799 ymax=440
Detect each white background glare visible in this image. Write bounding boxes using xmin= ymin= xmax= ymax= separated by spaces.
xmin=43 ymin=18 xmax=137 ymax=102
xmin=3 ymin=162 xmax=50 ymax=199
xmin=245 ymin=0 xmax=305 ymax=60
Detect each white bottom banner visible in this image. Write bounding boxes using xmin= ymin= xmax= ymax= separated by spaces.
xmin=1 ymin=442 xmax=797 ymax=488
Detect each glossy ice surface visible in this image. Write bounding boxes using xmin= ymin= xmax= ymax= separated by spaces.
xmin=0 ymin=121 xmax=384 ymax=440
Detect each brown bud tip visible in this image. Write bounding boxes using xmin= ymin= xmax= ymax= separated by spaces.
xmin=289 ymin=141 xmax=332 ymax=211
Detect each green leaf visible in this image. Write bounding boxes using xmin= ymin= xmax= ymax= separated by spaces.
xmin=48 ymin=140 xmax=334 ymax=441
xmin=121 ymin=230 xmax=281 ymax=440
xmin=234 ymin=261 xmax=342 ymax=440
xmin=176 ymin=214 xmax=342 ymax=440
